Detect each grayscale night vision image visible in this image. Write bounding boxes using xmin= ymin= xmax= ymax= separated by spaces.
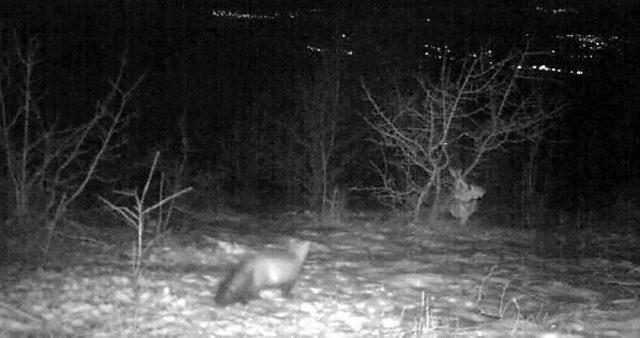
xmin=0 ymin=1 xmax=638 ymax=336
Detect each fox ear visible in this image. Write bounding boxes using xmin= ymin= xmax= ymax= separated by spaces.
xmin=473 ymin=185 xmax=486 ymax=198
xmin=448 ymin=167 xmax=461 ymax=178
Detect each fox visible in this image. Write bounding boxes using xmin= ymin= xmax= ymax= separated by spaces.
xmin=214 ymin=239 xmax=310 ymax=306
xmin=448 ymin=168 xmax=485 ymax=226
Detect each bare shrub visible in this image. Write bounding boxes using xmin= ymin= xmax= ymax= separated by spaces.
xmin=280 ymin=56 xmax=354 ymax=214
xmin=324 ymin=185 xmax=348 ymax=226
xmin=99 ymin=152 xmax=192 ymax=275
xmin=0 ymin=36 xmax=143 ymax=257
xmin=362 ymin=50 xmax=564 ymax=223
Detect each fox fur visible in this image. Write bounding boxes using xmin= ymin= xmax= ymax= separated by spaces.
xmin=215 ymin=239 xmax=310 ymax=306
xmin=448 ymin=168 xmax=485 ymax=225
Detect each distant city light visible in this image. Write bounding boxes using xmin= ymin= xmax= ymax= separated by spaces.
xmin=527 ymin=64 xmax=583 ymax=75
xmin=555 ymin=33 xmax=617 ymax=51
xmin=211 ymin=7 xmax=323 ymax=20
xmin=534 ymin=6 xmax=577 ymax=15
xmin=210 ymin=5 xmax=610 ymax=78
xmin=306 ymin=45 xmax=353 ymax=57
xmin=423 ymin=43 xmax=453 ymax=60
xmin=211 ymin=9 xmax=278 ymax=20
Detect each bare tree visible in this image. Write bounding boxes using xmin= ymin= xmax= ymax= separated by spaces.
xmin=281 ymin=56 xmax=354 ymax=213
xmin=99 ymin=151 xmax=192 ymax=276
xmin=0 ymin=36 xmax=143 ymax=257
xmin=362 ymin=50 xmax=565 ymax=222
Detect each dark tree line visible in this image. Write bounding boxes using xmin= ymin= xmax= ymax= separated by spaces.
xmin=0 ymin=0 xmax=637 ymax=222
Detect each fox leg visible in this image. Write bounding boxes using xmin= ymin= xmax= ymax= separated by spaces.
xmin=280 ymin=281 xmax=297 ymax=297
